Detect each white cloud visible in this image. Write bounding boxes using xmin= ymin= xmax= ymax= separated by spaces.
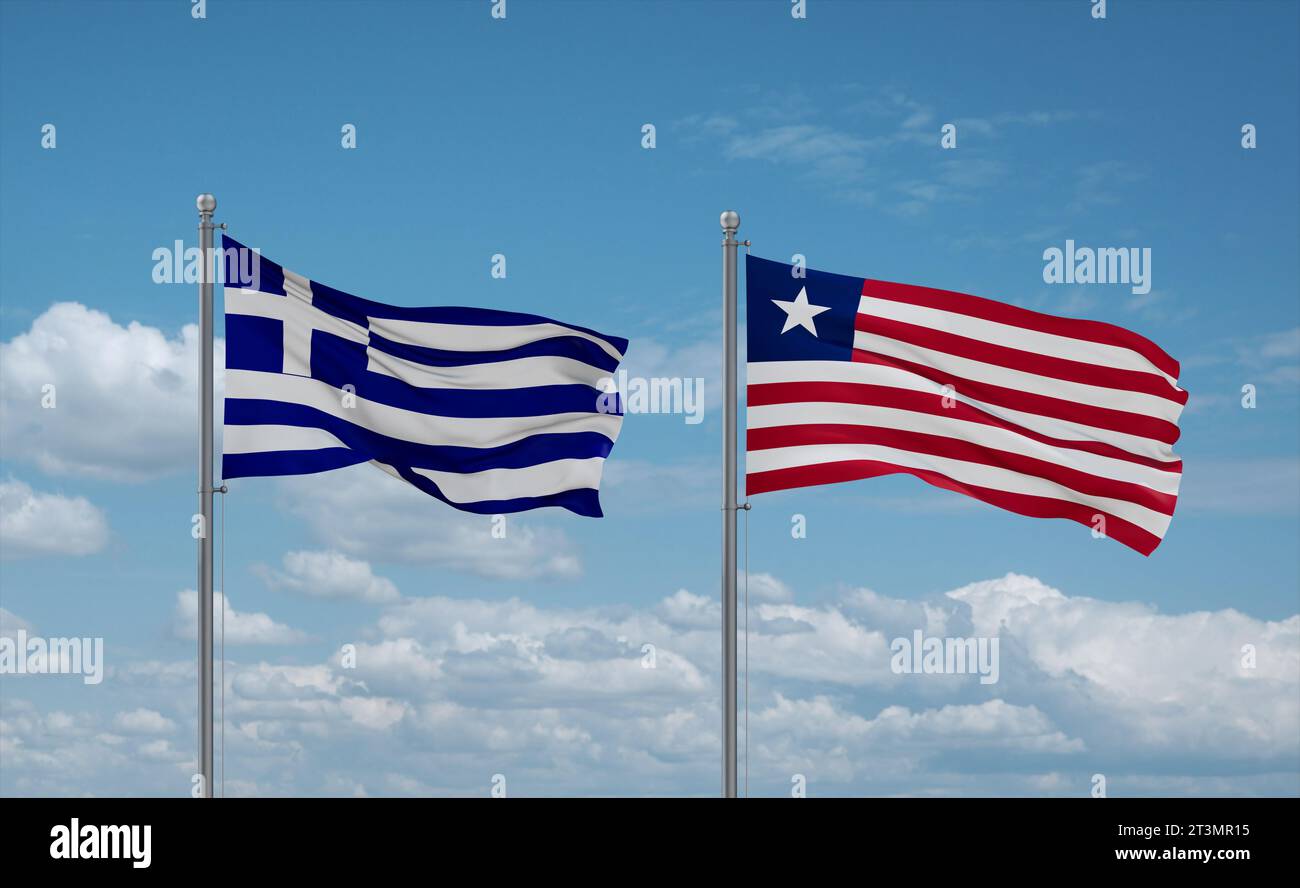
xmin=112 ymin=708 xmax=177 ymax=734
xmin=744 ymin=572 xmax=793 ymax=603
xmin=754 ymin=694 xmax=1083 ymax=756
xmin=949 ymin=574 xmax=1300 ymax=758
xmin=5 ymin=572 xmax=1296 ymax=796
xmin=173 ymin=590 xmax=307 ymax=645
xmin=275 ymin=465 xmax=581 ymax=580
xmin=657 ymin=588 xmax=717 ymax=630
xmin=229 ymin=662 xmax=408 ymax=732
xmin=255 ymin=549 xmax=399 ymax=603
xmin=746 ymin=600 xmax=896 ymax=686
xmin=0 ymin=478 xmax=108 ymax=558
xmin=0 ymin=302 xmax=223 ymax=481
xmin=136 ymin=738 xmax=187 ymax=763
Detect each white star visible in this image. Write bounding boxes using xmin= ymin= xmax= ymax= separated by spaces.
xmin=771 ymin=287 xmax=831 ymax=336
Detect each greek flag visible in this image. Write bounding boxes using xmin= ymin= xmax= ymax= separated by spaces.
xmin=220 ymin=236 xmax=627 ymax=516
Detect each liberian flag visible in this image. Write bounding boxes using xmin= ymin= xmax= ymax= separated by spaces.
xmin=745 ymin=255 xmax=1184 ymax=555
xmin=220 ymin=236 xmax=627 ymax=516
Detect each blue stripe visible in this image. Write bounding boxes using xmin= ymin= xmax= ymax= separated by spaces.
xmin=386 ymin=462 xmax=605 ymax=517
xmin=223 ymin=398 xmax=616 ymax=472
xmin=308 ymin=332 xmax=620 ymax=418
xmin=223 ymin=447 xmax=368 ymax=479
xmin=367 ymin=330 xmax=621 ymax=372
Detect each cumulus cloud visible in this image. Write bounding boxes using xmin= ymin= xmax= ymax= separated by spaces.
xmin=255 ymin=550 xmax=399 ymax=603
xmin=743 ymin=572 xmax=793 ymax=603
xmin=173 ymin=590 xmax=307 ymax=646
xmin=0 ymin=303 xmax=223 ymax=481
xmin=112 ymin=708 xmax=177 ymax=734
xmin=657 ymin=588 xmax=717 ymax=630
xmin=948 ymin=573 xmax=1300 ymax=759
xmin=275 ymin=465 xmax=582 ymax=580
xmin=0 ymin=478 xmax=109 ymax=559
xmin=754 ymin=695 xmax=1083 ymax=758
xmin=5 ymin=572 xmax=1296 ymax=797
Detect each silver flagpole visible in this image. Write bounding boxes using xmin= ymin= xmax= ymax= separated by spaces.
xmin=196 ymin=193 xmax=217 ymax=798
xmin=720 ymin=210 xmax=740 ymax=798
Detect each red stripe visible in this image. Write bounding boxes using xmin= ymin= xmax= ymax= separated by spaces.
xmin=860 ymin=278 xmax=1181 ymax=381
xmin=854 ymin=313 xmax=1187 ymax=405
xmin=849 ymin=350 xmax=1182 ymax=445
xmin=746 ymin=423 xmax=1178 ymax=516
xmin=747 ymin=381 xmax=1182 ymax=473
xmin=745 ymin=459 xmax=1164 ymax=556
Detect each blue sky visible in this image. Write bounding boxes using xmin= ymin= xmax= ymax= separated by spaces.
xmin=1 ymin=0 xmax=1297 ymax=797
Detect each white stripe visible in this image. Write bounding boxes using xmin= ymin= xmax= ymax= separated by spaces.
xmin=746 ymin=443 xmax=1173 ymax=538
xmin=366 ymin=346 xmax=610 ymax=390
xmin=852 ymin=330 xmax=1184 ymax=423
xmin=223 ymin=424 xmax=347 ymax=454
xmin=375 ymin=317 xmax=624 ymax=362
xmin=747 ymin=402 xmax=1181 ymax=495
xmin=748 ymin=360 xmax=1179 ymax=462
xmin=402 ymin=457 xmax=608 ymax=503
xmin=858 ymin=295 xmax=1180 ymax=387
xmin=225 ymin=369 xmax=622 ymax=449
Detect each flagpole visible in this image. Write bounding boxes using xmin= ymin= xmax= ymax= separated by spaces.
xmin=720 ymin=210 xmax=740 ymax=798
xmin=196 ymin=193 xmax=217 ymax=799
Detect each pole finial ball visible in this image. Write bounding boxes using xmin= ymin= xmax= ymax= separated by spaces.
xmin=720 ymin=210 xmax=740 ymax=231
xmin=196 ymin=194 xmax=217 ymax=213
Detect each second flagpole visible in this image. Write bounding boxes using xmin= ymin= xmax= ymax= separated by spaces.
xmin=196 ymin=193 xmax=217 ymax=799
xmin=720 ymin=210 xmax=740 ymax=798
